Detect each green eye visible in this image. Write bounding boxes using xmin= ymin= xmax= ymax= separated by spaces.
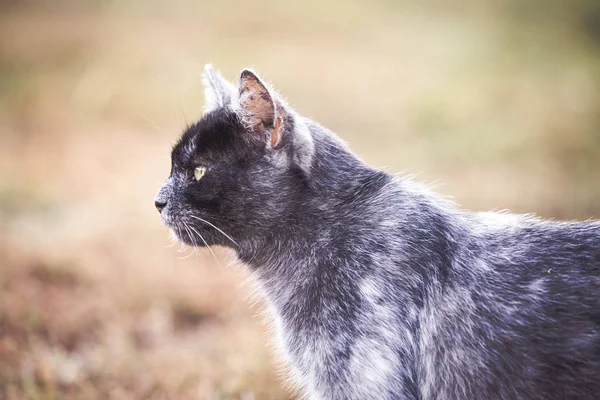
xmin=194 ymin=166 xmax=207 ymax=181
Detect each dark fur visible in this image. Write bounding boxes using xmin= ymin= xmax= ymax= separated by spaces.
xmin=156 ymin=67 xmax=600 ymax=399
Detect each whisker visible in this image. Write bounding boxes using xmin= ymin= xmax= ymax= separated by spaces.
xmin=189 ymin=215 xmax=239 ymax=247
xmin=178 ymin=248 xmax=196 ymax=259
xmin=178 ymin=224 xmax=197 ymax=259
xmin=183 ymin=223 xmax=196 ymax=247
xmin=187 ymin=223 xmax=222 ymax=268
xmin=166 ymin=229 xmax=180 ymax=248
xmin=175 ymin=226 xmax=188 ymax=253
xmin=185 ymin=222 xmax=201 ymax=261
xmin=139 ymin=113 xmax=163 ymax=133
xmin=177 ymin=237 xmax=187 ymax=253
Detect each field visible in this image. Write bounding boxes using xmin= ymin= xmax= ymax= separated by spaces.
xmin=1 ymin=0 xmax=599 ymax=398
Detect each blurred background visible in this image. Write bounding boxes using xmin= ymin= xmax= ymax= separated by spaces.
xmin=1 ymin=0 xmax=599 ymax=398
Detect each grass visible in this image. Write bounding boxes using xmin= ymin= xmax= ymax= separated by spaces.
xmin=0 ymin=0 xmax=599 ymax=398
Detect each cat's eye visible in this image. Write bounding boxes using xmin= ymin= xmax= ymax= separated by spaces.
xmin=194 ymin=166 xmax=207 ymax=181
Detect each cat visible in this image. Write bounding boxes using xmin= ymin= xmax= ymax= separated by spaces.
xmin=155 ymin=65 xmax=600 ymax=400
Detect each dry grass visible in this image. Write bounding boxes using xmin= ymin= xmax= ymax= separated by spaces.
xmin=0 ymin=0 xmax=599 ymax=399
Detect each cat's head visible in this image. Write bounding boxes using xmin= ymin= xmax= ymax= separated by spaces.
xmin=155 ymin=65 xmax=315 ymax=249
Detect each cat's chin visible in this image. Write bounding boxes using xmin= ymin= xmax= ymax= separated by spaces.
xmin=170 ymin=227 xmax=210 ymax=247
xmin=168 ymin=229 xmax=180 ymax=243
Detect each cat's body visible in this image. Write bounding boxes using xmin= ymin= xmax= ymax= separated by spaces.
xmin=156 ymin=65 xmax=600 ymax=400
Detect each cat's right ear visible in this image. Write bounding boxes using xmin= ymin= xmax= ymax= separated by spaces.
xmin=202 ymin=64 xmax=236 ymax=112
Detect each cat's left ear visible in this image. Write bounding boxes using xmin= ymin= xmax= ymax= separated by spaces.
xmin=202 ymin=64 xmax=236 ymax=112
xmin=237 ymin=69 xmax=284 ymax=147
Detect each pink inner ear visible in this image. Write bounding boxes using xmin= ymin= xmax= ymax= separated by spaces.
xmin=239 ymin=73 xmax=276 ymax=134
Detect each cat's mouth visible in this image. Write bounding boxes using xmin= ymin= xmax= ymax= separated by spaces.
xmin=169 ymin=221 xmax=209 ymax=247
xmin=158 ymin=209 xmax=197 ymax=246
xmin=167 ymin=216 xmax=238 ymax=249
xmin=158 ymin=209 xmax=203 ymax=247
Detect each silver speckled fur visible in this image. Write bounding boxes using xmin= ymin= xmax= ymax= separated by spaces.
xmin=156 ymin=66 xmax=600 ymax=400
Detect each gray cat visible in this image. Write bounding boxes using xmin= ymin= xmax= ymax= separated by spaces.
xmin=155 ymin=65 xmax=600 ymax=400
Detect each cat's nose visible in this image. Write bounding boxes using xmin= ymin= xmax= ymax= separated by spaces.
xmin=155 ymin=199 xmax=167 ymax=213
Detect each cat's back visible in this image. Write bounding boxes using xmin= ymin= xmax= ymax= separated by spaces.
xmin=472 ymin=211 xmax=600 ymax=297
xmin=425 ymin=211 xmax=600 ymax=400
xmin=475 ymin=211 xmax=600 ymax=359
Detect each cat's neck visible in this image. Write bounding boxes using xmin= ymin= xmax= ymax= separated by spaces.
xmin=305 ymin=121 xmax=381 ymax=193
xmin=236 ymin=120 xmax=391 ymax=268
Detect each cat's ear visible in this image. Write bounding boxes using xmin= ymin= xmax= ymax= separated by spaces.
xmin=202 ymin=64 xmax=236 ymax=112
xmin=237 ymin=69 xmax=283 ymax=147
